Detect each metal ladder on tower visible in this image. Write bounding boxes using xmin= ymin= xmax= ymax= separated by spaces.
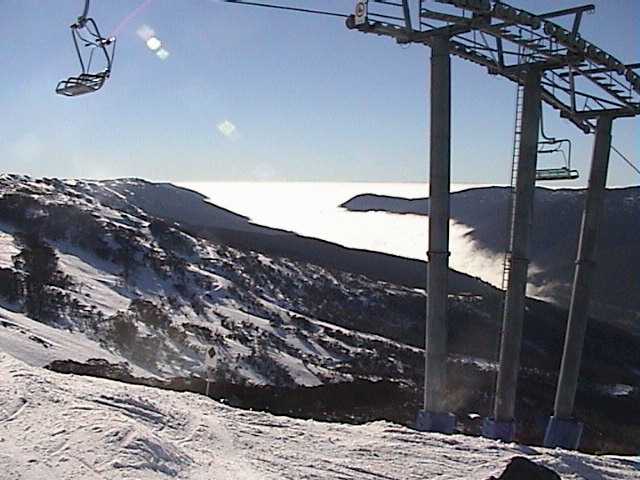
xmin=489 ymin=81 xmax=525 ymax=418
xmin=501 ymin=82 xmax=525 ymax=292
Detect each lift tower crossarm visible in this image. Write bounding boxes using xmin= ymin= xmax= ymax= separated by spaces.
xmin=559 ymin=63 xmax=640 ymax=78
xmin=348 ymin=3 xmax=640 ymax=133
xmin=420 ymin=8 xmax=471 ymax=25
xmin=537 ymin=1 xmax=595 ymax=39
xmin=537 ymin=4 xmax=595 ymax=20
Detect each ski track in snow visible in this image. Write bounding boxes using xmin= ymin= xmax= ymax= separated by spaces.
xmin=1 ymin=353 xmax=638 ymax=480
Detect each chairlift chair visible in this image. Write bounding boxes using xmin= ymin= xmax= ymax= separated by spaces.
xmin=56 ymin=0 xmax=115 ymax=97
xmin=535 ymin=166 xmax=579 ymax=181
xmin=536 ymin=107 xmax=579 ymax=181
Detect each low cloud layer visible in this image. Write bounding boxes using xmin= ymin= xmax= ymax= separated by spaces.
xmin=179 ymin=182 xmax=559 ymax=302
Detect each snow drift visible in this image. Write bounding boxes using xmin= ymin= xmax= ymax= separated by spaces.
xmin=1 ymin=353 xmax=638 ymax=480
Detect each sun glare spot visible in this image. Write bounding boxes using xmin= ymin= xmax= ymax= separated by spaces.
xmin=156 ymin=48 xmax=170 ymax=61
xmin=146 ymin=37 xmax=162 ymax=51
xmin=217 ymin=120 xmax=237 ymax=138
xmin=137 ymin=25 xmax=170 ymax=61
xmin=136 ymin=24 xmax=155 ymax=41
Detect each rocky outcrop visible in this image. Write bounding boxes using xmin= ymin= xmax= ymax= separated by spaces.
xmin=489 ymin=456 xmax=561 ymax=480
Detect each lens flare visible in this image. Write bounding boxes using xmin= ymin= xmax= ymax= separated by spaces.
xmin=137 ymin=25 xmax=171 ymax=61
xmin=156 ymin=48 xmax=170 ymax=60
xmin=146 ymin=37 xmax=162 ymax=51
xmin=217 ymin=120 xmax=237 ymax=138
xmin=136 ymin=24 xmax=155 ymax=41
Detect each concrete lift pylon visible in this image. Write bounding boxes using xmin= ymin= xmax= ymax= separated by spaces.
xmin=218 ymin=0 xmax=640 ymax=448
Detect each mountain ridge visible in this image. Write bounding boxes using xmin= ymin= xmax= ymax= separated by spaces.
xmin=341 ymin=186 xmax=640 ymax=318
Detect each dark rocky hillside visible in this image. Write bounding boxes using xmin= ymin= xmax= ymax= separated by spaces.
xmin=342 ymin=186 xmax=640 ymax=323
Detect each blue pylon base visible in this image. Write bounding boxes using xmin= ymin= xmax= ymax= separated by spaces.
xmin=544 ymin=416 xmax=583 ymax=450
xmin=482 ymin=417 xmax=516 ymax=442
xmin=415 ymin=410 xmax=456 ymax=434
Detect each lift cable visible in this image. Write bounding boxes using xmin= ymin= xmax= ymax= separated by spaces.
xmin=220 ymin=1 xmax=348 ymax=19
xmin=612 ymin=145 xmax=640 ymax=176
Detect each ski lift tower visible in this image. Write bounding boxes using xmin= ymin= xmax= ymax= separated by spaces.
xmin=343 ymin=0 xmax=640 ymax=444
xmin=218 ymin=0 xmax=640 ymax=447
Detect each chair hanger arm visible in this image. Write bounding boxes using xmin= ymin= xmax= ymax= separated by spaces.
xmin=76 ymin=0 xmax=90 ymax=27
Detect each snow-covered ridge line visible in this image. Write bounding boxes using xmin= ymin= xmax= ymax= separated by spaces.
xmin=340 ymin=186 xmax=640 ymax=316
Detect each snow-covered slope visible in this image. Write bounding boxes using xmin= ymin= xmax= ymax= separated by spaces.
xmin=1 ymin=353 xmax=637 ymax=480
xmin=0 ymin=306 xmax=150 ymax=376
xmin=0 ymin=174 xmax=428 ymax=386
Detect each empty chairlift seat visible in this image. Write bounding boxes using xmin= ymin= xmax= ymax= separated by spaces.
xmin=536 ymin=108 xmax=579 ymax=181
xmin=55 ymin=1 xmax=115 ymax=97
xmin=536 ymin=167 xmax=580 ymax=181
xmin=56 ymin=72 xmax=109 ymax=97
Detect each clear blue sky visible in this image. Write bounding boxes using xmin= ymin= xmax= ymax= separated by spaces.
xmin=0 ymin=0 xmax=638 ymax=185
